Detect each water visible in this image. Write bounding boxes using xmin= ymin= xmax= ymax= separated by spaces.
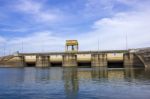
xmin=0 ymin=67 xmax=150 ymax=99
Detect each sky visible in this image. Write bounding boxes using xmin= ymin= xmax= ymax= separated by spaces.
xmin=0 ymin=0 xmax=150 ymax=55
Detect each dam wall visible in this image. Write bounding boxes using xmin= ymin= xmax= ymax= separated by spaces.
xmin=0 ymin=50 xmax=147 ymax=68
xmin=0 ymin=55 xmax=25 ymax=67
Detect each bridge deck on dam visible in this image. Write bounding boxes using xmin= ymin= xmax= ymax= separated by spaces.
xmin=19 ymin=50 xmax=128 ymax=55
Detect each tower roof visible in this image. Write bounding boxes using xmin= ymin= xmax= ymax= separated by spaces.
xmin=66 ymin=40 xmax=78 ymax=46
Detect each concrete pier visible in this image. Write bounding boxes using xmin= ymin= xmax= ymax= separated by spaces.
xmin=36 ymin=55 xmax=50 ymax=67
xmin=63 ymin=54 xmax=77 ymax=67
xmin=91 ymin=53 xmax=107 ymax=67
xmin=124 ymin=53 xmax=144 ymax=67
xmin=124 ymin=53 xmax=133 ymax=67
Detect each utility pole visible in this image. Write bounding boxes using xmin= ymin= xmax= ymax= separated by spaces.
xmin=21 ymin=41 xmax=24 ymax=53
xmin=125 ymin=33 xmax=128 ymax=50
xmin=3 ymin=44 xmax=6 ymax=56
xmin=9 ymin=49 xmax=11 ymax=55
xmin=41 ymin=39 xmax=44 ymax=52
xmin=98 ymin=39 xmax=99 ymax=52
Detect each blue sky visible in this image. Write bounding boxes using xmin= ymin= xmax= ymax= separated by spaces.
xmin=0 ymin=0 xmax=150 ymax=55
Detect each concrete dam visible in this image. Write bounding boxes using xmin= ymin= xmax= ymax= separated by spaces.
xmin=0 ymin=40 xmax=150 ymax=68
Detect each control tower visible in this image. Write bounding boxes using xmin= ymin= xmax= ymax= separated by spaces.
xmin=65 ymin=40 xmax=78 ymax=53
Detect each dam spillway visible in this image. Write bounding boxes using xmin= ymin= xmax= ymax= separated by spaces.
xmin=0 ymin=49 xmax=149 ymax=68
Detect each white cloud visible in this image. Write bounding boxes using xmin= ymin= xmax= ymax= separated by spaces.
xmin=0 ymin=36 xmax=6 ymax=44
xmin=0 ymin=28 xmax=27 ymax=32
xmin=15 ymin=0 xmax=62 ymax=23
xmin=5 ymin=31 xmax=66 ymax=54
xmin=83 ymin=0 xmax=114 ymax=18
xmin=78 ymin=9 xmax=150 ymax=50
xmin=115 ymin=0 xmax=138 ymax=4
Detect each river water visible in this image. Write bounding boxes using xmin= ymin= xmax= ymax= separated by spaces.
xmin=0 ymin=67 xmax=150 ymax=99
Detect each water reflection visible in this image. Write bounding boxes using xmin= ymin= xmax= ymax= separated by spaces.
xmin=19 ymin=67 xmax=149 ymax=84
xmin=92 ymin=67 xmax=108 ymax=80
xmin=0 ymin=67 xmax=150 ymax=99
xmin=63 ymin=67 xmax=78 ymax=99
xmin=35 ymin=68 xmax=50 ymax=83
xmin=91 ymin=67 xmax=147 ymax=81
